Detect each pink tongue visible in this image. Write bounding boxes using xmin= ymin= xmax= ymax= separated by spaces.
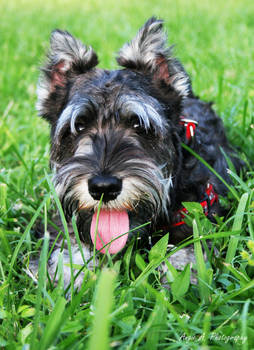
xmin=90 ymin=209 xmax=129 ymax=254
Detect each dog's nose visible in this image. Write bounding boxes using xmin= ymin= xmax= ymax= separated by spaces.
xmin=88 ymin=175 xmax=122 ymax=202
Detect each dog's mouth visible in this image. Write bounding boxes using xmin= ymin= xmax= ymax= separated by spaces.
xmin=90 ymin=209 xmax=129 ymax=254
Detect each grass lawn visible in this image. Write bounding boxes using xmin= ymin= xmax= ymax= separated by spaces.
xmin=1 ymin=0 xmax=254 ymax=348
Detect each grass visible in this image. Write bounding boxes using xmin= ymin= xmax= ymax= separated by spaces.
xmin=0 ymin=0 xmax=254 ymax=348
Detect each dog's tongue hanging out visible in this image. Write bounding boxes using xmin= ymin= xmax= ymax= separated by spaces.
xmin=90 ymin=210 xmax=129 ymax=254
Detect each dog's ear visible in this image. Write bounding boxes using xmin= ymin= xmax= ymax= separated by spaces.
xmin=37 ymin=30 xmax=98 ymax=121
xmin=117 ymin=17 xmax=191 ymax=97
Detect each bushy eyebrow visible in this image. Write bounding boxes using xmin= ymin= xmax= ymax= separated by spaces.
xmin=115 ymin=95 xmax=167 ymax=134
xmin=55 ymin=97 xmax=97 ymax=141
xmin=54 ymin=92 xmax=167 ymax=142
xmin=116 ymin=94 xmax=167 ymax=134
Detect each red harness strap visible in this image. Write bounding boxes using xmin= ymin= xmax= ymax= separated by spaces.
xmin=172 ymin=183 xmax=219 ymax=227
xmin=170 ymin=117 xmax=219 ymax=228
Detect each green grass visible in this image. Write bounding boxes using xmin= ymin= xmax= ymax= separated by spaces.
xmin=1 ymin=0 xmax=254 ymax=348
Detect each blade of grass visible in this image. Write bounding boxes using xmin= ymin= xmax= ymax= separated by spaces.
xmin=171 ymin=264 xmax=190 ymax=299
xmin=241 ymin=299 xmax=250 ymax=350
xmin=134 ymin=297 xmax=167 ymax=349
xmin=242 ymin=99 xmax=248 ymax=133
xmin=226 ymin=168 xmax=250 ymax=193
xmin=88 ymin=269 xmax=116 ymax=350
xmin=7 ymin=194 xmax=49 ymax=286
xmin=219 ymin=146 xmax=236 ymax=173
xmin=71 ymin=214 xmax=87 ymax=266
xmin=212 ymin=310 xmax=239 ymax=333
xmin=53 ymin=251 xmax=64 ymax=297
xmin=202 ymin=312 xmax=211 ymax=346
xmin=132 ymin=229 xmax=240 ymax=288
xmin=87 ymin=221 xmax=151 ymax=264
xmin=45 ymin=172 xmax=75 ymax=300
xmin=193 ymin=219 xmax=210 ymax=303
xmin=39 ymin=297 xmax=67 ymax=350
xmin=123 ymin=241 xmax=134 ymax=280
xmin=247 ymin=190 xmax=254 ymax=240
xmin=214 ymin=279 xmax=254 ymax=308
xmin=146 ymin=284 xmax=190 ymax=336
xmin=224 ymin=192 xmax=248 ymax=271
xmin=92 ymin=194 xmax=104 ymax=272
xmin=0 ymin=227 xmax=11 ymax=256
xmin=39 ymin=269 xmax=91 ymax=349
xmin=181 ymin=143 xmax=240 ymax=200
xmin=222 ymin=262 xmax=250 ymax=286
xmin=64 ymin=222 xmax=150 ymax=295
xmin=0 ymin=183 xmax=7 ymax=216
xmin=30 ymin=227 xmax=50 ymax=350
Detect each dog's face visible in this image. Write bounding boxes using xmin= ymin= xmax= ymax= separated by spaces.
xmin=37 ymin=18 xmax=191 ymax=254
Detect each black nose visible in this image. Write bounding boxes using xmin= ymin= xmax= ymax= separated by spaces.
xmin=88 ymin=175 xmax=122 ymax=202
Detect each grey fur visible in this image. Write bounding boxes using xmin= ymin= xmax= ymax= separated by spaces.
xmin=117 ymin=17 xmax=190 ymax=97
xmin=37 ymin=30 xmax=98 ymax=115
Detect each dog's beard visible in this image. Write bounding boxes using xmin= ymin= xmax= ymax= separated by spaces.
xmin=53 ymin=157 xmax=173 ymax=253
xmin=54 ymin=159 xmax=172 ymax=212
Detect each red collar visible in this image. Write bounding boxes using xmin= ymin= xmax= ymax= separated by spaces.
xmin=179 ymin=116 xmax=198 ymax=144
xmin=170 ymin=117 xmax=219 ymax=228
xmin=172 ymin=183 xmax=219 ymax=227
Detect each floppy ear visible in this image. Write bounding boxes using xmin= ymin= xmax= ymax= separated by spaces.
xmin=117 ymin=17 xmax=191 ymax=97
xmin=37 ymin=30 xmax=98 ymax=121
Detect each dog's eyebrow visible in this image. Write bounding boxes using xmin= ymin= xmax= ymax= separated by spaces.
xmin=55 ymin=98 xmax=97 ymax=140
xmin=117 ymin=95 xmax=167 ymax=134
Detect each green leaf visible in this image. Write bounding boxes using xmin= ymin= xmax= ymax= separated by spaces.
xmin=149 ymin=233 xmax=169 ymax=262
xmin=18 ymin=323 xmax=33 ymax=344
xmin=171 ymin=263 xmax=190 ymax=298
xmin=182 ymin=201 xmax=204 ymax=215
xmin=0 ymin=336 xmax=7 ymax=347
xmin=18 ymin=305 xmax=35 ymax=318
xmin=164 ymin=260 xmax=178 ymax=283
xmin=135 ymin=253 xmax=147 ymax=271
xmin=223 ymin=262 xmax=250 ymax=286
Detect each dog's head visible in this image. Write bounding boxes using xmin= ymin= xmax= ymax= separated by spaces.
xmin=37 ymin=17 xmax=191 ymax=253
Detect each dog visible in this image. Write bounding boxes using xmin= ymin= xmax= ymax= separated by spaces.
xmin=35 ymin=17 xmax=243 ymax=288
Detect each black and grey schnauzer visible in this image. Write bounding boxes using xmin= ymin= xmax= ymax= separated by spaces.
xmin=36 ymin=17 xmax=243 ymax=286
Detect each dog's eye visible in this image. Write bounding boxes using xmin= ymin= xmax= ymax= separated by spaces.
xmin=75 ymin=122 xmax=86 ymax=133
xmin=74 ymin=113 xmax=94 ymax=134
xmin=133 ymin=122 xmax=141 ymax=129
xmin=127 ymin=114 xmax=143 ymax=131
xmin=128 ymin=114 xmax=154 ymax=136
xmin=75 ymin=117 xmax=87 ymax=133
